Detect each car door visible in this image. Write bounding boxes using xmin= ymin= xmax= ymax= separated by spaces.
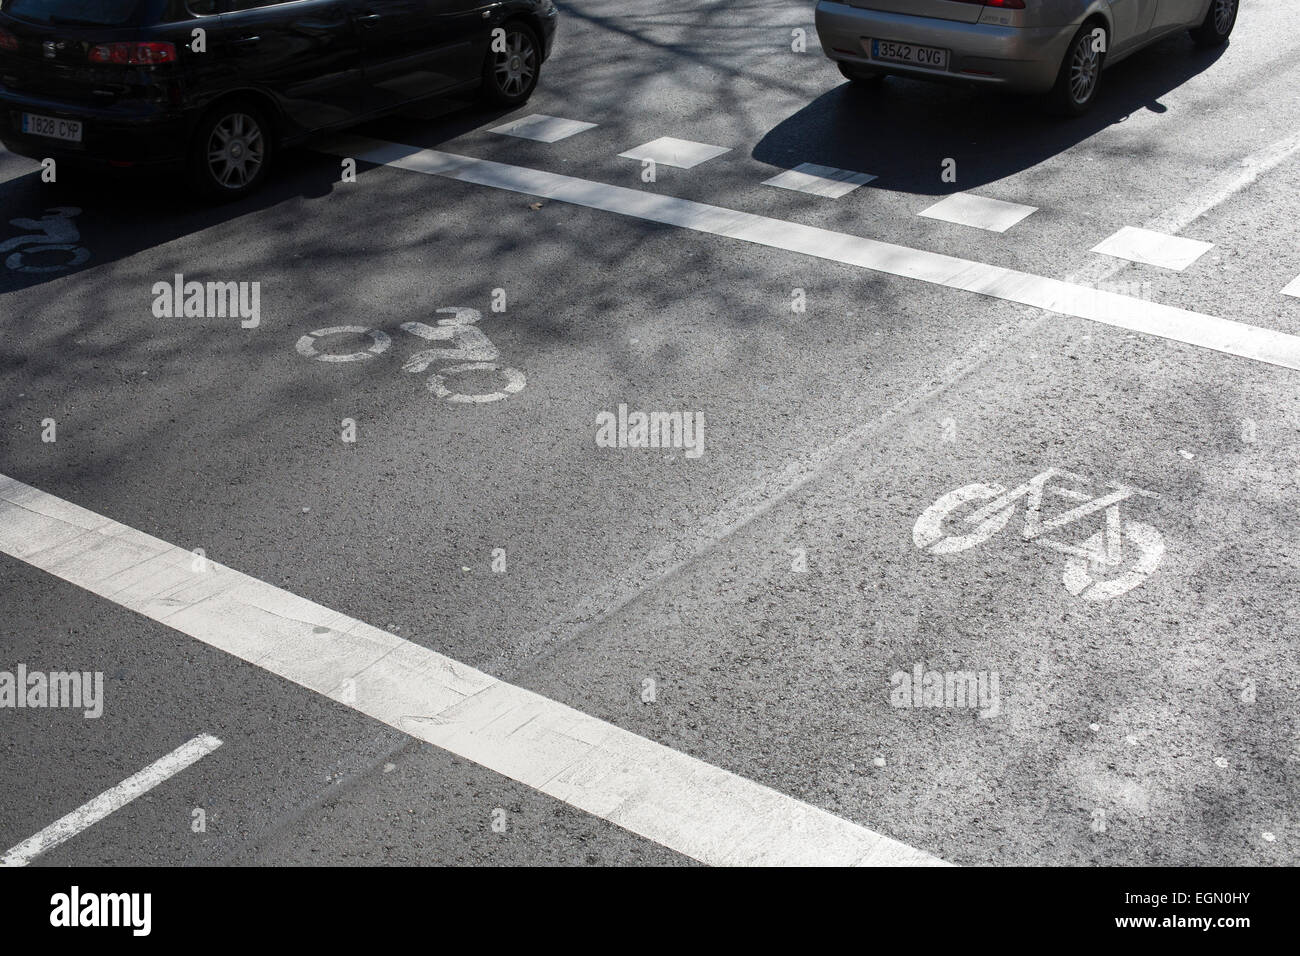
xmin=1149 ymin=0 xmax=1209 ymax=35
xmin=210 ymin=0 xmax=365 ymax=131
xmin=353 ymin=0 xmax=482 ymax=113
xmin=1106 ymin=0 xmax=1159 ymax=53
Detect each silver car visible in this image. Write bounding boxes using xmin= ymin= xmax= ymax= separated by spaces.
xmin=815 ymin=0 xmax=1238 ymax=114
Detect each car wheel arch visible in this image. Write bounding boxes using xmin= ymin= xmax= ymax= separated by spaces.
xmin=1082 ymin=7 xmax=1113 ymax=42
xmin=1072 ymin=8 xmax=1113 ymax=67
xmin=491 ymin=12 xmax=548 ymax=51
xmin=190 ymin=90 xmax=285 ymax=148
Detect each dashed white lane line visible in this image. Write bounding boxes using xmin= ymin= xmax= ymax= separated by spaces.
xmin=1091 ymin=226 xmax=1214 ymax=271
xmin=918 ymin=192 xmax=1038 ymax=233
xmin=489 ymin=114 xmax=597 ymax=143
xmin=763 ymin=162 xmax=876 ymax=198
xmin=618 ymin=136 xmax=731 ymax=169
xmin=1 ymin=734 xmax=221 ymax=866
xmin=0 ymin=474 xmax=945 ymax=867
xmin=1282 ymin=274 xmax=1300 ymax=298
xmin=321 ymin=136 xmax=1300 ymax=372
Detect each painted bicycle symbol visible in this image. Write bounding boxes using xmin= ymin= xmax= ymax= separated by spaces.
xmin=913 ymin=467 xmax=1165 ymax=601
xmin=296 ymin=306 xmax=526 ymax=404
xmin=1 ymin=206 xmax=90 ymax=273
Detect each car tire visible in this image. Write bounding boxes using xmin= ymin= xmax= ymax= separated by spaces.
xmin=188 ymin=100 xmax=273 ymax=201
xmin=838 ymin=62 xmax=886 ymax=88
xmin=1190 ymin=0 xmax=1238 ymax=48
xmin=480 ymin=20 xmax=542 ymax=106
xmin=1048 ymin=22 xmax=1107 ymax=117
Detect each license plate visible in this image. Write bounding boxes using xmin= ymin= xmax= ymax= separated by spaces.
xmin=870 ymin=38 xmax=949 ymax=70
xmin=21 ymin=112 xmax=83 ymax=143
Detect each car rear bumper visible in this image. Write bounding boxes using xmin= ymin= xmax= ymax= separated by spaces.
xmin=814 ymin=1 xmax=1077 ymax=94
xmin=0 ymin=87 xmax=189 ymax=166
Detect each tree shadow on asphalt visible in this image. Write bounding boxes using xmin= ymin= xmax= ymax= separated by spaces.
xmin=0 ymin=117 xmax=914 ymax=497
xmin=0 ymin=2 xmax=1258 ymax=718
xmin=0 ymin=1 xmax=1230 ymax=296
xmin=0 ymin=94 xmax=521 ymax=297
xmin=0 ymin=0 xmax=1230 ymax=504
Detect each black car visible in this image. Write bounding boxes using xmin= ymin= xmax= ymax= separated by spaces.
xmin=0 ymin=0 xmax=558 ymax=198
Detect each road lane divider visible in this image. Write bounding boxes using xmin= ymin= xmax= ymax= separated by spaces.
xmin=0 ymin=473 xmax=946 ymax=867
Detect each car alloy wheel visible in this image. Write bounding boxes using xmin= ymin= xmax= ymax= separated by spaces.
xmin=207 ymin=112 xmax=265 ymax=191
xmin=492 ymin=28 xmax=537 ymax=100
xmin=1068 ymin=34 xmax=1101 ymax=106
xmin=1049 ymin=22 xmax=1106 ymax=116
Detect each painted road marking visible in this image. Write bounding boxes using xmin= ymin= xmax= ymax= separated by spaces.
xmin=295 ymin=326 xmax=391 ymax=362
xmin=299 ymin=306 xmax=528 ymax=404
xmin=763 ymin=162 xmax=876 ymax=199
xmin=1282 ymin=274 xmax=1300 ymax=298
xmin=913 ymin=469 xmax=1164 ymax=602
xmin=0 ymin=474 xmax=945 ymax=867
xmin=618 ymin=136 xmax=730 ymax=169
xmin=1 ymin=206 xmax=89 ymax=274
xmin=918 ymin=192 xmax=1038 ymax=233
xmin=319 ymin=137 xmax=1300 ymax=373
xmin=1091 ymin=226 xmax=1214 ymax=271
xmin=489 ymin=114 xmax=597 ymax=143
xmin=1 ymin=735 xmax=221 ymax=866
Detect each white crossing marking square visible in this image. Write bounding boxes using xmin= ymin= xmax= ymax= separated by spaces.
xmin=618 ymin=136 xmax=731 ymax=169
xmin=1091 ymin=226 xmax=1214 ymax=271
xmin=1282 ymin=274 xmax=1300 ymax=298
xmin=919 ymin=192 xmax=1038 ymax=233
xmin=488 ymin=114 xmax=597 ymax=143
xmin=763 ymin=162 xmax=876 ymax=198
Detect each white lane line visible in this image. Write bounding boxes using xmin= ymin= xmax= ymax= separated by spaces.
xmin=0 ymin=475 xmax=946 ymax=867
xmin=1091 ymin=226 xmax=1214 ymax=271
xmin=1282 ymin=274 xmax=1300 ymax=298
xmin=618 ymin=136 xmax=731 ymax=169
xmin=489 ymin=114 xmax=597 ymax=143
xmin=1 ymin=734 xmax=221 ymax=866
xmin=918 ymin=192 xmax=1038 ymax=233
xmin=763 ymin=162 xmax=876 ymax=198
xmin=320 ymin=136 xmax=1300 ymax=373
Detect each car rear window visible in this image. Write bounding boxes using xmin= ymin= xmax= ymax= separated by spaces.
xmin=1 ymin=0 xmax=143 ymax=26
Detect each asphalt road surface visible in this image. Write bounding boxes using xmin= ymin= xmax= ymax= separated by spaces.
xmin=2 ymin=0 xmax=1299 ymax=868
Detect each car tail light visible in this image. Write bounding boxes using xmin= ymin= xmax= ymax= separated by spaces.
xmin=88 ymin=41 xmax=177 ymax=65
xmin=0 ymin=28 xmax=18 ymax=52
